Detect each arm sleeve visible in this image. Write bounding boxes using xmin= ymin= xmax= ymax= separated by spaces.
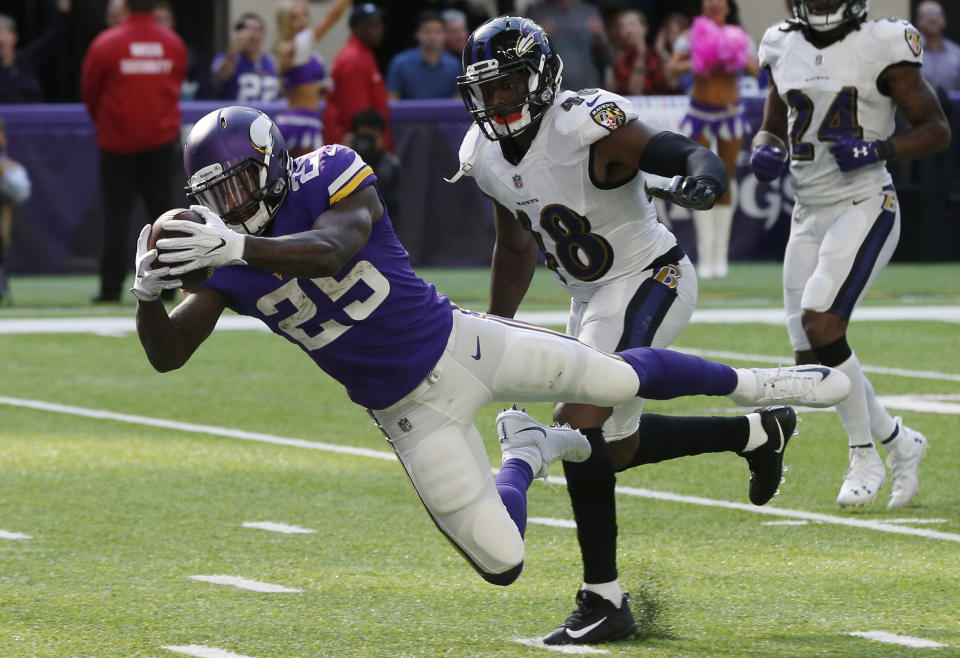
xmin=638 ymin=131 xmax=729 ymax=195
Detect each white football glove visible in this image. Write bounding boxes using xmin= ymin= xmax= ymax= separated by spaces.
xmin=130 ymin=224 xmax=182 ymax=302
xmin=156 ymin=204 xmax=247 ymax=276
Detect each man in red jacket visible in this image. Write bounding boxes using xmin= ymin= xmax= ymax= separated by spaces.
xmin=322 ymin=3 xmax=392 ymax=150
xmin=82 ymin=0 xmax=186 ymax=303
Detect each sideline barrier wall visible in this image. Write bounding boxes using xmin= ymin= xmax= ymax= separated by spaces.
xmin=1 ymin=95 xmax=957 ymax=274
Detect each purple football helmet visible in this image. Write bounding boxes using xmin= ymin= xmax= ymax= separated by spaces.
xmin=184 ymin=106 xmax=292 ymax=235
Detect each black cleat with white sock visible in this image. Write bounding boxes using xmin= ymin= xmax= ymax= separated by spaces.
xmin=543 ymin=590 xmax=637 ymax=645
xmin=740 ymin=406 xmax=797 ymax=506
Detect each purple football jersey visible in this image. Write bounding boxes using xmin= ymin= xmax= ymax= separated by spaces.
xmin=203 ymin=145 xmax=453 ymax=409
xmin=211 ymin=52 xmax=280 ymax=101
xmin=275 ymin=108 xmax=324 ymax=155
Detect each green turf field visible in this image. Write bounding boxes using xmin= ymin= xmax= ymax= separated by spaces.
xmin=1 ymin=265 xmax=959 ymax=657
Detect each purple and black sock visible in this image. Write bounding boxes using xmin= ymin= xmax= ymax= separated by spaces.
xmin=618 ymin=347 xmax=738 ymax=399
xmin=495 ymin=458 xmax=534 ymax=538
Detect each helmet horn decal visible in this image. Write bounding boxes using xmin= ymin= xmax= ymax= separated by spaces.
xmin=249 ymin=113 xmax=274 ymax=155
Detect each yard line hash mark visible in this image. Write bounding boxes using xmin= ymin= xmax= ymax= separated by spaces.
xmin=513 ymin=638 xmax=610 ymax=654
xmin=2 ymin=395 xmax=959 ymax=544
xmin=162 ymin=645 xmax=256 ymax=658
xmin=189 ymin=575 xmax=301 ymax=593
xmin=242 ymin=521 xmax=316 ymax=534
xmin=528 ymin=517 xmax=577 ymax=529
xmin=0 ymin=530 xmax=32 ymax=539
xmin=847 ymin=631 xmax=947 ymax=648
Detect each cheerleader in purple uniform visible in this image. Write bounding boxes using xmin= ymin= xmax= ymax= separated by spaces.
xmin=667 ymin=0 xmax=758 ymax=279
xmin=274 ymin=0 xmax=351 ymax=157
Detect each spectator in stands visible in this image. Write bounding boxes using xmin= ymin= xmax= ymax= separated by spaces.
xmin=654 ymin=11 xmax=689 ymax=92
xmin=323 ymin=3 xmax=392 ymax=150
xmin=607 ymin=8 xmax=668 ymax=96
xmin=211 ymin=12 xmax=279 ymax=102
xmin=442 ymin=9 xmax=469 ymax=60
xmin=274 ymin=0 xmax=350 ymax=158
xmin=0 ymin=0 xmax=71 ymax=104
xmin=525 ymin=0 xmax=608 ymax=91
xmin=82 ymin=0 xmax=186 ymax=303
xmin=0 ymin=116 xmax=31 ymax=304
xmin=153 ymin=1 xmax=206 ymax=100
xmin=916 ymin=1 xmax=960 ymax=92
xmin=106 ymin=0 xmax=127 ymax=28
xmin=347 ymin=109 xmax=402 ymax=225
xmin=387 ymin=11 xmax=461 ymax=100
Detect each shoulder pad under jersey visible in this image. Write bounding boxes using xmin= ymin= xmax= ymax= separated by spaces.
xmin=551 ymin=88 xmax=638 ymax=148
xmin=758 ymin=21 xmax=795 ymax=72
xmin=861 ymin=18 xmax=924 ymax=67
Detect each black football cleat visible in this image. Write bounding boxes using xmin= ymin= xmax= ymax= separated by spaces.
xmin=740 ymin=405 xmax=797 ymax=505
xmin=543 ymin=590 xmax=637 ymax=645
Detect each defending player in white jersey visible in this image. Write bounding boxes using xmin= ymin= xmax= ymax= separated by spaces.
xmin=750 ymin=0 xmax=951 ymax=508
xmin=452 ymin=16 xmax=802 ymax=645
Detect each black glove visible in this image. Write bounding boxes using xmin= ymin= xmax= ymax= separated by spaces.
xmin=648 ymin=175 xmax=721 ymax=210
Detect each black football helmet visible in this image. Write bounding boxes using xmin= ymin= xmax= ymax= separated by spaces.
xmin=457 ymin=16 xmax=563 ymax=141
xmin=793 ymin=0 xmax=868 ymax=32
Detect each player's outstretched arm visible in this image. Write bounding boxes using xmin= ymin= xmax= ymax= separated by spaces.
xmin=161 ymin=186 xmax=381 ymax=280
xmin=136 ymin=288 xmax=227 ymax=373
xmin=593 ymin=120 xmax=728 ymax=209
xmin=132 ymin=223 xmax=226 ymax=372
xmin=488 ymin=199 xmax=538 ymax=319
xmin=244 ymin=184 xmax=380 ymax=277
xmin=882 ymin=65 xmax=952 ymax=160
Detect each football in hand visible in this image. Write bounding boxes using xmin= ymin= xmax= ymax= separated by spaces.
xmin=148 ymin=208 xmax=214 ymax=291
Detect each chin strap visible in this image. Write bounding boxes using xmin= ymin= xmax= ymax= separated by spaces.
xmin=445 ymin=131 xmax=489 ymax=184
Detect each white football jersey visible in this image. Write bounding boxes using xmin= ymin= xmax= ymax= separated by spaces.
xmin=759 ymin=18 xmax=923 ymax=206
xmin=460 ymin=88 xmax=678 ymax=300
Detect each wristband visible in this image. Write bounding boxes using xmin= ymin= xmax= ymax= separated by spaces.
xmin=875 ymin=139 xmax=895 ymax=161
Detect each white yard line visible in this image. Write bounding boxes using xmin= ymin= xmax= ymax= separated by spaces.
xmin=2 ymin=305 xmax=960 ymax=337
xmin=0 ymin=530 xmax=31 ymax=539
xmin=0 ymin=395 xmax=394 ymax=462
xmin=162 ymin=645 xmax=256 ymax=658
xmin=0 ymin=315 xmax=269 ymax=335
xmin=189 ymin=575 xmax=301 ymax=593
xmin=241 ymin=521 xmax=316 ymax=534
xmin=847 ymin=631 xmax=947 ymax=648
xmin=883 ymin=518 xmax=948 ymax=525
xmin=513 ymin=638 xmax=609 ymax=654
xmin=2 ymin=395 xmax=958 ymax=544
xmin=529 ymin=517 xmax=577 ymax=529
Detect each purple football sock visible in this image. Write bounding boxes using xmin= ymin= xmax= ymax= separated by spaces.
xmin=496 ymin=458 xmax=534 ymax=538
xmin=617 ymin=347 xmax=738 ymax=400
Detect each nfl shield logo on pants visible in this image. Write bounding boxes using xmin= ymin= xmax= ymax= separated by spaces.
xmin=513 ymin=174 xmax=523 ymax=189
xmin=398 ymin=417 xmax=413 ymax=432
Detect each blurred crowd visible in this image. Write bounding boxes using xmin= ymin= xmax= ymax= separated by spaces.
xmin=0 ymin=0 xmax=959 ymax=301
xmin=3 ymin=0 xmax=959 ymax=114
